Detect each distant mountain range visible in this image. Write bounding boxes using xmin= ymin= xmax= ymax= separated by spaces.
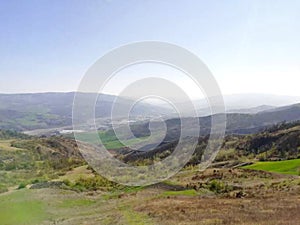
xmin=1 ymin=92 xmax=300 ymax=133
xmin=156 ymin=93 xmax=300 ymax=116
xmin=129 ymin=103 xmax=300 ymax=143
xmin=0 ymin=92 xmax=171 ymax=131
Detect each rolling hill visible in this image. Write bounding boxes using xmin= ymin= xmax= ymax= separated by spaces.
xmin=124 ymin=102 xmax=300 ymax=148
xmin=0 ymin=92 xmax=171 ymax=131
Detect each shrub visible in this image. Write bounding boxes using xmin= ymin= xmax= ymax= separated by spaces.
xmin=31 ymin=179 xmax=40 ymax=184
xmin=17 ymin=183 xmax=26 ymax=189
xmin=63 ymin=179 xmax=71 ymax=186
xmin=208 ymin=180 xmax=224 ymax=193
xmin=71 ymin=175 xmax=120 ymax=191
xmin=208 ymin=180 xmax=233 ymax=194
xmin=56 ymin=171 xmax=66 ymax=176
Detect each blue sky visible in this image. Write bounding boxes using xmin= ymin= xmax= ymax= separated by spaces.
xmin=0 ymin=0 xmax=299 ymax=97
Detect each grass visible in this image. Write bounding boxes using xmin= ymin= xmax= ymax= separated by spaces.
xmin=0 ymin=140 xmax=25 ymax=151
xmin=0 ymin=167 xmax=299 ymax=225
xmin=0 ymin=138 xmax=86 ymax=192
xmin=119 ymin=204 xmax=154 ymax=225
xmin=162 ymin=189 xmax=199 ymax=197
xmin=0 ymin=189 xmax=46 ymax=225
xmin=59 ymin=199 xmax=96 ymax=208
xmin=0 ymin=184 xmax=152 ymax=225
xmin=56 ymin=165 xmax=94 ymax=182
xmin=72 ymin=131 xmax=150 ymax=149
xmin=243 ymin=158 xmax=300 ymax=175
xmin=102 ymin=186 xmax=145 ymax=200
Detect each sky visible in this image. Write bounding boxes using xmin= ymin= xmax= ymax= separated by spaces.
xmin=0 ymin=0 xmax=300 ymax=98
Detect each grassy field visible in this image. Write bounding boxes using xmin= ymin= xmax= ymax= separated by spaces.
xmin=0 ymin=166 xmax=299 ymax=225
xmin=0 ymin=167 xmax=299 ymax=225
xmin=243 ymin=159 xmax=300 ymax=175
xmin=1 ymin=130 xmax=300 ymax=224
xmin=0 ymin=190 xmax=46 ymax=225
xmin=71 ymin=131 xmax=151 ymax=149
xmin=0 ymin=187 xmax=154 ymax=225
xmin=161 ymin=189 xmax=198 ymax=197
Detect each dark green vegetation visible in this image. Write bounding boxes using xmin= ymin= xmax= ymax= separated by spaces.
xmin=0 ymin=130 xmax=29 ymax=139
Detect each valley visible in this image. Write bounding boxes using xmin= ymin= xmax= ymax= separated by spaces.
xmin=2 ymin=1 xmax=300 ymax=224
xmin=0 ymin=119 xmax=299 ymax=224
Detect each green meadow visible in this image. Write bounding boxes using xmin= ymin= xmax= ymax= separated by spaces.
xmin=71 ymin=131 xmax=152 ymax=149
xmin=0 ymin=190 xmax=46 ymax=225
xmin=243 ymin=159 xmax=300 ymax=175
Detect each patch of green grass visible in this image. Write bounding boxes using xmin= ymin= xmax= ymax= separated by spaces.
xmin=59 ymin=199 xmax=96 ymax=208
xmin=73 ymin=131 xmax=149 ymax=149
xmin=119 ymin=204 xmax=153 ymax=225
xmin=162 ymin=189 xmax=198 ymax=197
xmin=102 ymin=186 xmax=144 ymax=200
xmin=0 ymin=189 xmax=46 ymax=225
xmin=72 ymin=131 xmax=124 ymax=148
xmin=0 ymin=184 xmax=8 ymax=194
xmin=121 ymin=186 xmax=145 ymax=193
xmin=161 ymin=179 xmax=182 ymax=186
xmin=17 ymin=182 xmax=27 ymax=189
xmin=57 ymin=165 xmax=94 ymax=182
xmin=243 ymin=159 xmax=300 ymax=175
xmin=0 ymin=140 xmax=25 ymax=151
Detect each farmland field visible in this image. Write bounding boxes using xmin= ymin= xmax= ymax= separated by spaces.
xmin=243 ymin=159 xmax=300 ymax=175
xmin=66 ymin=131 xmax=148 ymax=149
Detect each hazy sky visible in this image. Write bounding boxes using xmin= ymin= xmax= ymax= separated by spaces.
xmin=0 ymin=0 xmax=299 ymax=97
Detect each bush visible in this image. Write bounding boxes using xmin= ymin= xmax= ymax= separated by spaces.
xmin=31 ymin=178 xmax=47 ymax=184
xmin=63 ymin=179 xmax=71 ymax=186
xmin=31 ymin=179 xmax=40 ymax=184
xmin=208 ymin=180 xmax=224 ymax=193
xmin=208 ymin=180 xmax=233 ymax=194
xmin=17 ymin=183 xmax=26 ymax=189
xmin=71 ymin=175 xmax=120 ymax=192
xmin=56 ymin=171 xmax=66 ymax=176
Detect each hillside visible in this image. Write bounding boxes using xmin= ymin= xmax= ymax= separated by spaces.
xmin=233 ymin=121 xmax=300 ymax=160
xmin=2 ymin=120 xmax=300 ymax=192
xmin=0 ymin=136 xmax=299 ymax=225
xmin=0 ymin=127 xmax=299 ymax=225
xmin=126 ymin=103 xmax=300 ymax=145
xmin=0 ymin=133 xmax=85 ymax=192
xmin=121 ymin=121 xmax=300 ymax=165
xmin=0 ymin=92 xmax=170 ymax=131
